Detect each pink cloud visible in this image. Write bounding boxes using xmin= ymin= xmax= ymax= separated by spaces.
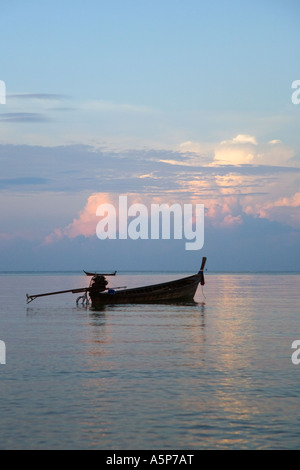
xmin=245 ymin=189 xmax=300 ymax=229
xmin=205 ymin=196 xmax=243 ymax=227
xmin=44 ymin=193 xmax=150 ymax=244
xmin=273 ymin=190 xmax=300 ymax=208
xmin=44 ymin=193 xmax=115 ymax=244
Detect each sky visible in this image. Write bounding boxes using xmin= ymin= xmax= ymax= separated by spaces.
xmin=0 ymin=0 xmax=300 ymax=272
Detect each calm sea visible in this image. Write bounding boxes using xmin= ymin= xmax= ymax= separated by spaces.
xmin=0 ymin=272 xmax=299 ymax=450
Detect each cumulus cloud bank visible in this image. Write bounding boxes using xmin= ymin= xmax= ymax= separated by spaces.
xmin=1 ymin=133 xmax=299 ymax=247
xmin=43 ymin=134 xmax=300 ymax=243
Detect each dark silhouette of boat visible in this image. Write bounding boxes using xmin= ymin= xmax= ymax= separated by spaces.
xmin=26 ymin=257 xmax=207 ymax=308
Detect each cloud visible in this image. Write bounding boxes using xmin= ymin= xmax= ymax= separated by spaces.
xmin=139 ymin=173 xmax=160 ymax=179
xmin=213 ymin=134 xmax=258 ymax=166
xmin=44 ymin=192 xmax=165 ymax=245
xmin=247 ymin=189 xmax=300 ymax=229
xmin=44 ymin=189 xmax=245 ymax=246
xmin=0 ymin=113 xmax=50 ymax=123
xmin=274 ymin=190 xmax=300 ymax=208
xmin=0 ymin=177 xmax=50 ymax=189
xmin=221 ymin=134 xmax=258 ymax=146
xmin=9 ymin=93 xmax=69 ymax=101
xmin=1 ymin=133 xmax=300 ymax=244
xmin=178 ymin=141 xmax=214 ymax=160
xmin=205 ymin=196 xmax=243 ymax=227
xmin=44 ymin=193 xmax=115 ymax=244
xmin=212 ymin=134 xmax=296 ymax=167
xmin=81 ymin=99 xmax=154 ymax=115
xmin=175 ymin=135 xmax=297 ymax=169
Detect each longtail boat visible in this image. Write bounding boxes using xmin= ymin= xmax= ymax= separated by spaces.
xmin=26 ymin=257 xmax=207 ymax=308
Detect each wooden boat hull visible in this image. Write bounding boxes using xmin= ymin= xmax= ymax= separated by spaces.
xmin=89 ymin=272 xmax=204 ymax=308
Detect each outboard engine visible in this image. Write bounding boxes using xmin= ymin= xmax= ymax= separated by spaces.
xmin=90 ymin=275 xmax=108 ymax=292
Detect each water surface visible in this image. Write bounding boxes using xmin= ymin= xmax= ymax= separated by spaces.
xmin=0 ymin=272 xmax=299 ymax=449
